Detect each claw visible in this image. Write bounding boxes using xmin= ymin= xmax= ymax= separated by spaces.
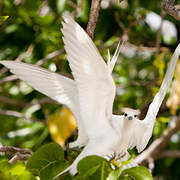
xmin=106 ymin=152 xmax=116 ymax=161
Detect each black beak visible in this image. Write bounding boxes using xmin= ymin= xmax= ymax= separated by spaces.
xmin=128 ymin=116 xmax=133 ymax=120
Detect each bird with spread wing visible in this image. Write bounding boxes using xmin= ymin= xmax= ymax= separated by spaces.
xmin=0 ymin=15 xmax=180 ymax=177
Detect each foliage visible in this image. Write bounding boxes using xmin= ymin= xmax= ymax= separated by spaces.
xmin=26 ymin=143 xmax=69 ymax=180
xmin=0 ymin=0 xmax=180 ymax=179
xmin=26 ymin=143 xmax=152 ymax=180
xmin=0 ymin=16 xmax=9 ymax=25
xmin=0 ymin=159 xmax=36 ymax=180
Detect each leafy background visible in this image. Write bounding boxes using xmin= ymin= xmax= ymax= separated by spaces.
xmin=0 ymin=0 xmax=180 ymax=179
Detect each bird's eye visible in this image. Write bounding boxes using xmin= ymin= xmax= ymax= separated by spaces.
xmin=124 ymin=113 xmax=128 ymax=117
xmin=134 ymin=115 xmax=137 ymax=118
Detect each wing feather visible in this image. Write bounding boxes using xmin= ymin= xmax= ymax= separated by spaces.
xmin=136 ymin=43 xmax=180 ymax=152
xmin=0 ymin=61 xmax=80 ymax=119
xmin=62 ymin=15 xmax=116 ymax=138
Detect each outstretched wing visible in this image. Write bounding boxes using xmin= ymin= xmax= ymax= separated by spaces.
xmin=0 ymin=61 xmax=80 ymax=120
xmin=136 ymin=43 xmax=180 ymax=152
xmin=62 ymin=15 xmax=116 ymax=138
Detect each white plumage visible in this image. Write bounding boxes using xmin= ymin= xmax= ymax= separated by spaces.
xmin=1 ymin=15 xmax=180 ymax=178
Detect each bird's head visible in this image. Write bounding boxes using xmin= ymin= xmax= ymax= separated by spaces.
xmin=122 ymin=108 xmax=140 ymax=121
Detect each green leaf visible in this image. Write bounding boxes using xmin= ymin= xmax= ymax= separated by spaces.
xmin=76 ymin=155 xmax=112 ymax=180
xmin=0 ymin=16 xmax=8 ymax=25
xmin=79 ymin=0 xmax=90 ymax=22
xmin=0 ymin=159 xmax=36 ymax=180
xmin=107 ymin=169 xmax=120 ymax=180
xmin=119 ymin=166 xmax=153 ymax=180
xmin=26 ymin=143 xmax=69 ymax=180
xmin=57 ymin=0 xmax=66 ymax=13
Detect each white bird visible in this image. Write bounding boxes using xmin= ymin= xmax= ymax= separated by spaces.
xmin=0 ymin=15 xmax=180 ymax=177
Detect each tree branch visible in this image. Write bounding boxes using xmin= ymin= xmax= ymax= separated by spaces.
xmin=0 ymin=146 xmax=32 ymax=163
xmin=35 ymin=49 xmax=64 ymax=66
xmin=0 ymin=49 xmax=64 ymax=84
xmin=0 ymin=44 xmax=34 ymax=75
xmin=157 ymin=150 xmax=180 ymax=159
xmin=155 ymin=11 xmax=166 ymax=56
xmin=162 ymin=0 xmax=180 ymax=20
xmin=0 ymin=110 xmax=23 ymax=118
xmin=86 ymin=0 xmax=101 ymax=39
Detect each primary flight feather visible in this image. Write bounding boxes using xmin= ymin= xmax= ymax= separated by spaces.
xmin=0 ymin=15 xmax=180 ymax=177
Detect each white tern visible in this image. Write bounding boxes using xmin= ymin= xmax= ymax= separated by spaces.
xmin=0 ymin=15 xmax=180 ymax=177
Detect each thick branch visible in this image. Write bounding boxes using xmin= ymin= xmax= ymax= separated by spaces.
xmin=0 ymin=146 xmax=32 ymax=163
xmin=135 ymin=116 xmax=180 ymax=164
xmin=0 ymin=146 xmax=32 ymax=155
xmin=157 ymin=150 xmax=180 ymax=159
xmin=162 ymin=0 xmax=180 ymax=20
xmin=86 ymin=0 xmax=101 ymax=39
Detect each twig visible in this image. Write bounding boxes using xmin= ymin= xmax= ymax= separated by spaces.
xmin=157 ymin=150 xmax=180 ymax=159
xmin=98 ymin=39 xmax=169 ymax=53
xmin=155 ymin=11 xmax=166 ymax=56
xmin=9 ymin=152 xmax=32 ymax=163
xmin=0 ymin=146 xmax=32 ymax=163
xmin=0 ymin=96 xmax=56 ymax=108
xmin=86 ymin=0 xmax=101 ymax=39
xmin=115 ymin=12 xmax=126 ymax=33
xmin=0 ymin=110 xmax=23 ymax=118
xmin=35 ymin=49 xmax=64 ymax=66
xmin=135 ymin=116 xmax=180 ymax=164
xmin=0 ymin=109 xmax=41 ymax=122
xmin=0 ymin=44 xmax=34 ymax=75
xmin=162 ymin=0 xmax=180 ymax=20
xmin=67 ymin=0 xmax=77 ymax=9
xmin=0 ymin=49 xmax=64 ymax=84
xmin=0 ymin=74 xmax=18 ymax=84
xmin=0 ymin=96 xmax=22 ymax=107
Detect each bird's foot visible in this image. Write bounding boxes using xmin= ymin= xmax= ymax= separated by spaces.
xmin=106 ymin=152 xmax=116 ymax=161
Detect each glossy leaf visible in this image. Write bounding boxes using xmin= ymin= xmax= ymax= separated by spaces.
xmin=26 ymin=143 xmax=69 ymax=180
xmin=76 ymin=155 xmax=112 ymax=180
xmin=119 ymin=166 xmax=153 ymax=180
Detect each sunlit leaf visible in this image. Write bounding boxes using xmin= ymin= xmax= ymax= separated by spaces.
xmin=153 ymin=52 xmax=165 ymax=83
xmin=47 ymin=107 xmax=77 ymax=147
xmin=119 ymin=166 xmax=153 ymax=180
xmin=0 ymin=16 xmax=9 ymax=25
xmin=57 ymin=0 xmax=66 ymax=13
xmin=79 ymin=0 xmax=89 ymax=22
xmin=0 ymin=159 xmax=36 ymax=180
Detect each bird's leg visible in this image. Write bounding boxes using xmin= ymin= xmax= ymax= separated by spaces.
xmin=116 ymin=152 xmax=126 ymax=160
xmin=106 ymin=152 xmax=116 ymax=161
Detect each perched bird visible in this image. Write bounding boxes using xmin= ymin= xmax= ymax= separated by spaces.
xmin=0 ymin=15 xmax=180 ymax=177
